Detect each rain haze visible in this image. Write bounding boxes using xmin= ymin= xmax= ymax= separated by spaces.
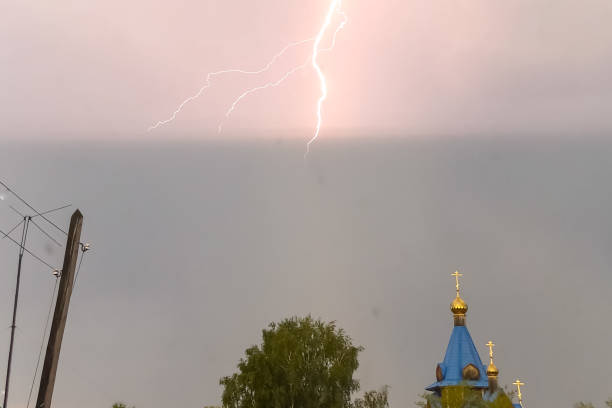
xmin=1 ymin=1 xmax=612 ymax=408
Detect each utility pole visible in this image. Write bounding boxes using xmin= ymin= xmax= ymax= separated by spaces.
xmin=36 ymin=210 xmax=83 ymax=408
xmin=3 ymin=216 xmax=30 ymax=408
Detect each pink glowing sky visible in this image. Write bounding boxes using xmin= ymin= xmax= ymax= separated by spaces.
xmin=2 ymin=0 xmax=612 ymax=139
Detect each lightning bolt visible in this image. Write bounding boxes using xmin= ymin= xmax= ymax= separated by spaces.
xmin=147 ymin=38 xmax=314 ymax=132
xmin=219 ymin=6 xmax=346 ymax=137
xmin=149 ymin=1 xmax=346 ymax=155
xmin=306 ymin=0 xmax=344 ymax=157
xmin=217 ymin=56 xmax=312 ymax=134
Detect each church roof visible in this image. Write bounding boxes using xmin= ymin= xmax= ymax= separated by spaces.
xmin=425 ymin=325 xmax=489 ymax=391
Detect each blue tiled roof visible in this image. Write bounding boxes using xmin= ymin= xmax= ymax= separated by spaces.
xmin=426 ymin=325 xmax=489 ymax=391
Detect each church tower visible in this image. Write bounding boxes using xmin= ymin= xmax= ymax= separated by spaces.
xmin=426 ymin=272 xmax=488 ymax=395
xmin=425 ymin=271 xmax=518 ymax=408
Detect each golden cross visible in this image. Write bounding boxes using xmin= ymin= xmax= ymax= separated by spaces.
xmin=513 ymin=379 xmax=525 ymax=403
xmin=486 ymin=341 xmax=495 ymax=362
xmin=451 ymin=270 xmax=463 ymax=296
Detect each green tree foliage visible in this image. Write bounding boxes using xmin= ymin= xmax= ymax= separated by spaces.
xmin=416 ymin=385 xmax=514 ymax=408
xmin=572 ymin=399 xmax=612 ymax=408
xmin=443 ymin=386 xmax=487 ymax=408
xmin=486 ymin=392 xmax=513 ymax=408
xmin=353 ymin=386 xmax=389 ymax=408
xmin=501 ymin=385 xmax=516 ymax=402
xmin=220 ymin=316 xmax=363 ymax=408
xmin=415 ymin=392 xmax=439 ymax=408
xmin=112 ymin=403 xmax=134 ymax=408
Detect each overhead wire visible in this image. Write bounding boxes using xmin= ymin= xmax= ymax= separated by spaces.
xmin=0 ymin=226 xmax=59 ymax=271
xmin=29 ymin=219 xmax=63 ymax=247
xmin=21 ymin=237 xmax=90 ymax=408
xmin=2 ymin=219 xmax=24 ymax=240
xmin=9 ymin=204 xmax=71 ymax=221
xmin=26 ymin=276 xmax=59 ymax=408
xmin=74 ymin=246 xmax=90 ymax=286
xmin=9 ymin=205 xmax=25 ymax=217
xmin=0 ymin=182 xmax=88 ymax=408
xmin=32 ymin=204 xmax=71 ymax=219
xmin=0 ymin=181 xmax=68 ymax=236
xmin=1 ymin=198 xmax=72 ymax=270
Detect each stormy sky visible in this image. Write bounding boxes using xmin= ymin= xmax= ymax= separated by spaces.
xmin=2 ymin=1 xmax=612 ymax=137
xmin=1 ymin=1 xmax=612 ymax=408
xmin=1 ymin=138 xmax=611 ymax=408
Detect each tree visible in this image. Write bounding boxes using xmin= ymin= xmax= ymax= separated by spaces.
xmin=416 ymin=385 xmax=513 ymax=408
xmin=220 ymin=316 xmax=363 ymax=408
xmin=574 ymin=403 xmax=595 ymax=408
xmin=415 ymin=392 xmax=439 ymax=408
xmin=353 ymin=386 xmax=389 ymax=408
xmin=606 ymin=399 xmax=612 ymax=408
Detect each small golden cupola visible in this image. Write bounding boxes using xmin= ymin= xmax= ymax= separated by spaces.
xmin=450 ymin=271 xmax=468 ymax=325
xmin=486 ymin=341 xmax=500 ymax=391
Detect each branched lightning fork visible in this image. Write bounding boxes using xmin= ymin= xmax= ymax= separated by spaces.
xmin=147 ymin=38 xmax=314 ymax=132
xmin=149 ymin=1 xmax=347 ymax=155
xmin=219 ymin=6 xmax=347 ymax=137
xmin=217 ymin=56 xmax=312 ymax=134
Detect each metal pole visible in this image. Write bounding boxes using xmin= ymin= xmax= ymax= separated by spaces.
xmin=3 ymin=217 xmax=30 ymax=408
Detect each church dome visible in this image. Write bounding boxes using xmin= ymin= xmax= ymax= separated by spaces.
xmin=486 ymin=361 xmax=499 ymax=377
xmin=450 ymin=295 xmax=468 ymax=315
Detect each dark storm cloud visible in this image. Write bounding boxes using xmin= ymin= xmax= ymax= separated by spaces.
xmin=1 ymin=138 xmax=611 ymax=408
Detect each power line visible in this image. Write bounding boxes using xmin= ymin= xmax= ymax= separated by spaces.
xmin=1 ymin=186 xmax=85 ymax=408
xmin=9 ymin=204 xmax=71 ymax=221
xmin=0 ymin=226 xmax=59 ymax=271
xmin=73 ymin=246 xmax=90 ymax=286
xmin=0 ymin=181 xmax=68 ymax=236
xmin=9 ymin=205 xmax=25 ymax=217
xmin=1 ymin=219 xmax=24 ymax=240
xmin=6 ymin=204 xmax=70 ymax=247
xmin=26 ymin=277 xmax=59 ymax=408
xmin=29 ymin=219 xmax=63 ymax=247
xmin=33 ymin=204 xmax=71 ymax=219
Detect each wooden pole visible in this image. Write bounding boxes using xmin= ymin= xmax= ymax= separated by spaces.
xmin=36 ymin=210 xmax=83 ymax=408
